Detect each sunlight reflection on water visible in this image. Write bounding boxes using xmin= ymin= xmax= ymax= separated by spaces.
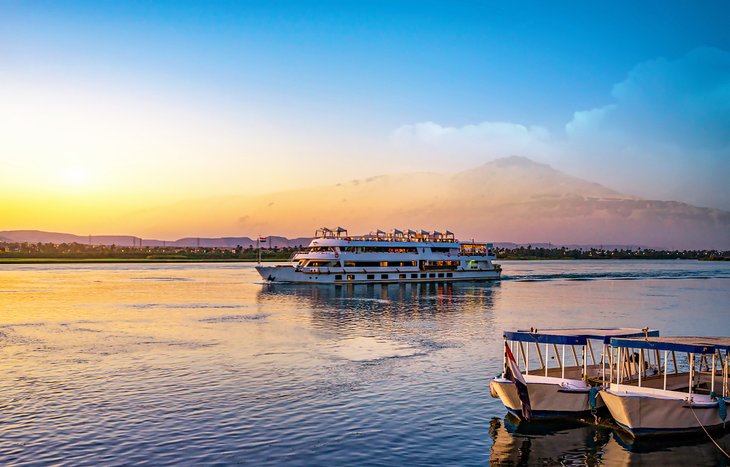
xmin=0 ymin=260 xmax=728 ymax=465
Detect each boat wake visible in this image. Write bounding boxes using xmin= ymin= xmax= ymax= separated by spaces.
xmin=503 ymin=268 xmax=730 ymax=282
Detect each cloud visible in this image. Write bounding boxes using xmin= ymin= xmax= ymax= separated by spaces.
xmin=568 ymin=46 xmax=730 ymax=149
xmin=565 ymin=46 xmax=730 ymax=208
xmin=565 ymin=105 xmax=616 ymax=138
xmin=391 ymin=121 xmax=554 ymax=166
xmin=392 ymin=47 xmax=730 ymax=209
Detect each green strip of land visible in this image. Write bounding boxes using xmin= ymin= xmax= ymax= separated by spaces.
xmin=0 ymin=258 xmax=284 ymax=264
xmin=1 ymin=244 xmax=727 ymax=263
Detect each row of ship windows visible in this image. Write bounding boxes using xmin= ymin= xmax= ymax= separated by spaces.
xmin=305 ymin=260 xmax=462 ymax=267
xmin=334 ymin=272 xmax=454 ymax=281
xmin=310 ymin=247 xmax=455 ymax=253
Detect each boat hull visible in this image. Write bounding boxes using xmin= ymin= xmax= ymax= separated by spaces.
xmin=256 ymin=265 xmax=500 ymax=283
xmin=602 ymin=384 xmax=728 ymax=437
xmin=490 ymin=376 xmax=601 ymax=419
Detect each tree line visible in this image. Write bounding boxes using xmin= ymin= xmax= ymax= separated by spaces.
xmin=495 ymin=245 xmax=729 ymax=261
xmin=1 ymin=242 xmax=727 ymax=261
xmin=0 ymin=242 xmax=298 ymax=260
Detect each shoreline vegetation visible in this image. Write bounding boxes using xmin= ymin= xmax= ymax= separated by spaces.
xmin=1 ymin=242 xmax=728 ymax=263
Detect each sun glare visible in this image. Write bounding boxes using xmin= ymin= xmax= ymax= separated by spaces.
xmin=60 ymin=166 xmax=90 ymax=186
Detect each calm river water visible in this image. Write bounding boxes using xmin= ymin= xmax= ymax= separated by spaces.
xmin=1 ymin=260 xmax=729 ymax=465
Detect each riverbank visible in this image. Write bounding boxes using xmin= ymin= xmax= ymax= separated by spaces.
xmin=2 ymin=257 xmax=728 ymax=264
xmin=0 ymin=258 xmax=283 ymax=264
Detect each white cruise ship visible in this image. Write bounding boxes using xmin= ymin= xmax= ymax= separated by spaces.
xmin=255 ymin=227 xmax=501 ymax=284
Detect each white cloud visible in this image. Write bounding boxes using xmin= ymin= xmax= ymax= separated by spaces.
xmin=391 ymin=120 xmax=553 ymax=167
xmin=565 ymin=105 xmax=615 ymax=138
xmin=567 ymin=47 xmax=730 ymax=150
xmin=392 ymin=47 xmax=730 ymax=209
xmin=563 ymin=46 xmax=730 ymax=208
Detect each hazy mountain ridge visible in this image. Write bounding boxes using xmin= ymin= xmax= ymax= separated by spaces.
xmin=5 ymin=157 xmax=728 ymax=249
xmin=0 ymin=230 xmax=310 ymax=249
xmin=0 ymin=229 xmax=655 ymax=251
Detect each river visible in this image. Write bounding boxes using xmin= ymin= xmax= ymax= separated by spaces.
xmin=0 ymin=260 xmax=728 ymax=465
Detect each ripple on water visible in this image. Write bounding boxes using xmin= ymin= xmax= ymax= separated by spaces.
xmin=131 ymin=277 xmax=193 ymax=282
xmin=128 ymin=303 xmax=248 ymax=309
xmin=326 ymin=336 xmax=425 ymax=362
xmin=199 ymin=313 xmax=270 ymax=323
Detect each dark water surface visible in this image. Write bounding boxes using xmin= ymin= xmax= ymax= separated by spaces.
xmin=1 ymin=260 xmax=729 ymax=465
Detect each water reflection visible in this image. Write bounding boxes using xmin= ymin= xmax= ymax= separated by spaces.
xmin=257 ymin=281 xmax=500 ymax=316
xmin=605 ymin=428 xmax=730 ymax=466
xmin=489 ymin=414 xmax=611 ymax=465
xmin=489 ymin=413 xmax=730 ymax=465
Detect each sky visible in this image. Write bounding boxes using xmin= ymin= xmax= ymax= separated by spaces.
xmin=1 ymin=1 xmax=729 ymax=236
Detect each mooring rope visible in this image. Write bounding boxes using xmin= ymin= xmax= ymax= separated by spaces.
xmin=689 ymin=405 xmax=730 ymax=459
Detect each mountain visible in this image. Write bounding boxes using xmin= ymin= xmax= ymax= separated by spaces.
xmin=0 ymin=230 xmax=309 ymax=248
xmin=4 ymin=157 xmax=728 ymax=249
xmin=111 ymin=156 xmax=729 ymax=249
xmin=0 ymin=230 xmax=652 ymax=251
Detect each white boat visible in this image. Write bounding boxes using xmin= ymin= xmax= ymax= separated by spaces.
xmin=255 ymin=227 xmax=501 ymax=284
xmin=601 ymin=336 xmax=730 ymax=437
xmin=490 ymin=327 xmax=659 ymax=419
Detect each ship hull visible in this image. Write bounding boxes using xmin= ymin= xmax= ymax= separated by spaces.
xmin=255 ymin=265 xmax=500 ymax=283
xmin=490 ymin=376 xmax=601 ymax=419
xmin=601 ymin=384 xmax=729 ymax=437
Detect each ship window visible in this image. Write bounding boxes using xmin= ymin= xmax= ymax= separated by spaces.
xmin=360 ymin=247 xmax=418 ymax=253
xmin=347 ymin=275 xmax=355 ymax=281
xmin=367 ymin=274 xmax=375 ymax=280
xmin=381 ymin=274 xmax=388 ymax=280
xmin=335 ymin=275 xmax=342 ymax=280
xmin=386 ymin=261 xmax=416 ymax=267
xmin=438 ymin=273 xmax=444 ymax=278
xmin=420 ymin=273 xmax=427 ymax=278
xmin=446 ymin=273 xmax=453 ymax=278
xmin=411 ymin=274 xmax=418 ymax=279
xmin=399 ymin=274 xmax=406 ymax=279
xmin=429 ymin=273 xmax=436 ymax=278
xmin=347 ymin=261 xmax=381 ymax=267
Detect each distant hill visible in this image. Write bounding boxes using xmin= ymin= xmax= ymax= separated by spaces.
xmin=0 ymin=229 xmax=656 ymax=251
xmin=0 ymin=230 xmax=310 ymax=249
xmin=4 ymin=157 xmax=728 ymax=249
xmin=112 ymin=156 xmax=730 ymax=249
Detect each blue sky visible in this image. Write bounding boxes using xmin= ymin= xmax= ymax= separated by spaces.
xmin=2 ymin=1 xmax=729 ymax=209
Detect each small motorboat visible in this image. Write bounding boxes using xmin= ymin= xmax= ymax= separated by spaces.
xmin=490 ymin=327 xmax=659 ymax=420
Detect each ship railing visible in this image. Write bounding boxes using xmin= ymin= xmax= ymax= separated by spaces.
xmin=314 ymin=235 xmax=459 ymax=243
xmin=299 ymin=266 xmax=428 ymax=275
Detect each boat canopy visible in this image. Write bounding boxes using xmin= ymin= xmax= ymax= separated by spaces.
xmin=609 ymin=336 xmax=728 ymax=354
xmin=315 ymin=227 xmax=349 ymax=238
xmin=313 ymin=227 xmax=465 ymax=243
xmin=504 ymin=328 xmax=659 ymax=346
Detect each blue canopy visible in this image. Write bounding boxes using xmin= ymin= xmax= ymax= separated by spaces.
xmin=610 ymin=336 xmax=718 ymax=354
xmin=695 ymin=337 xmax=730 ymax=352
xmin=504 ymin=330 xmax=585 ymax=346
xmin=504 ymin=328 xmax=659 ymax=346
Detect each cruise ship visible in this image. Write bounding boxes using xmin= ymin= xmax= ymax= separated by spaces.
xmin=255 ymin=227 xmax=501 ymax=284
